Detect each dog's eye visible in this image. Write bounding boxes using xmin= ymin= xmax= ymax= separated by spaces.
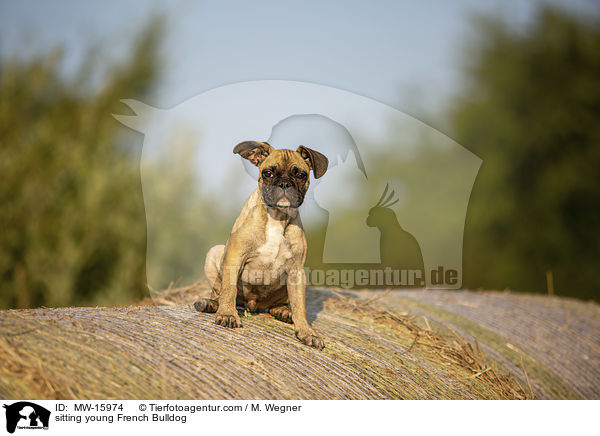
xmin=294 ymin=170 xmax=307 ymax=180
xmin=262 ymin=169 xmax=274 ymax=178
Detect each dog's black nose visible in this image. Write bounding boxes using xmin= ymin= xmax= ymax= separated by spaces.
xmin=277 ymin=179 xmax=292 ymax=189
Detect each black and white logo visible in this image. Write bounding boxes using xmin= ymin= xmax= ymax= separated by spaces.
xmin=2 ymin=402 xmax=50 ymax=434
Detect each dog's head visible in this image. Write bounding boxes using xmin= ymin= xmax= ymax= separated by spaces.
xmin=234 ymin=141 xmax=328 ymax=209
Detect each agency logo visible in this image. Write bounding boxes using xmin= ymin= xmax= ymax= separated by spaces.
xmin=2 ymin=402 xmax=50 ymax=434
xmin=114 ymin=80 xmax=481 ymax=294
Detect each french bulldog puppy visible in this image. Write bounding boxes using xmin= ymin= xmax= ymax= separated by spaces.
xmin=194 ymin=141 xmax=328 ymax=349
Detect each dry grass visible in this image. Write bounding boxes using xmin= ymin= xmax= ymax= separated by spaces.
xmin=144 ymin=283 xmax=534 ymax=399
xmin=6 ymin=283 xmax=577 ymax=399
xmin=0 ymin=334 xmax=69 ymax=399
xmin=325 ymin=290 xmax=535 ymax=400
xmin=141 ymin=279 xmax=211 ymax=306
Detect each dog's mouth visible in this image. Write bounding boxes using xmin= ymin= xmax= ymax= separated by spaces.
xmin=262 ymin=185 xmax=304 ymax=209
xmin=276 ymin=197 xmax=292 ymax=207
xmin=271 ymin=192 xmax=301 ymax=209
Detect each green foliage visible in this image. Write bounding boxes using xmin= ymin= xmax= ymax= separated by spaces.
xmin=451 ymin=7 xmax=600 ymax=300
xmin=0 ymin=22 xmax=163 ymax=308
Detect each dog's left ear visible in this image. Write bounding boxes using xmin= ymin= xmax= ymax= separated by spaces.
xmin=233 ymin=141 xmax=274 ymax=166
xmin=296 ymin=146 xmax=328 ymax=179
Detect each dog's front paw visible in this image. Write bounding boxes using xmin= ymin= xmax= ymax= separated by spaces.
xmin=295 ymin=328 xmax=325 ymax=350
xmin=215 ymin=310 xmax=242 ymax=328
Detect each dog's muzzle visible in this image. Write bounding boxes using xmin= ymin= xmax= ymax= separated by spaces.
xmin=262 ymin=178 xmax=304 ymax=208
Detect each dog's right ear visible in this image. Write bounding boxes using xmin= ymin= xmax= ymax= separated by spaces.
xmin=233 ymin=141 xmax=274 ymax=166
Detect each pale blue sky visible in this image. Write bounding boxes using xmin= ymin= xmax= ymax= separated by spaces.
xmin=1 ymin=0 xmax=596 ymax=118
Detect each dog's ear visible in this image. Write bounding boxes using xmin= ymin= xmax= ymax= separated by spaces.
xmin=233 ymin=141 xmax=274 ymax=166
xmin=296 ymin=146 xmax=328 ymax=179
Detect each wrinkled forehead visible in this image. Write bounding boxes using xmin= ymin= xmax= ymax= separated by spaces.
xmin=262 ymin=149 xmax=308 ymax=171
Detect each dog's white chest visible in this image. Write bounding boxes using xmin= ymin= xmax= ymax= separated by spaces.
xmin=257 ymin=220 xmax=292 ymax=265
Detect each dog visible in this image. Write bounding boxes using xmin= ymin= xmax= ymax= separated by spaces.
xmin=193 ymin=141 xmax=328 ymax=349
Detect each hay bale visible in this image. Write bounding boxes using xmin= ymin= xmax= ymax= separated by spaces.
xmin=0 ymin=288 xmax=598 ymax=399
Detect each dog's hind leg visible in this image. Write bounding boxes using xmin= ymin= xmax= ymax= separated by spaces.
xmin=193 ymin=298 xmax=218 ymax=313
xmin=205 ymin=244 xmax=225 ymax=290
xmin=193 ymin=245 xmax=225 ymax=313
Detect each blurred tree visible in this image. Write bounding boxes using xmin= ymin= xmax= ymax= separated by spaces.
xmin=141 ymin=129 xmax=234 ymax=292
xmin=452 ymin=7 xmax=600 ymax=300
xmin=0 ymin=20 xmax=163 ymax=308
